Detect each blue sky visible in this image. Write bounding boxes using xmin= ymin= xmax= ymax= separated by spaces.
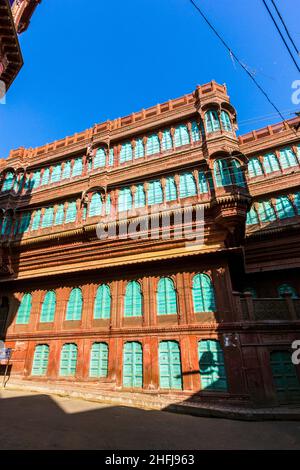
xmin=1 ymin=0 xmax=300 ymax=158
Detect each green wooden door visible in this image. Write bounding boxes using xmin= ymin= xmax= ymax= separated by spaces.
xmin=198 ymin=340 xmax=228 ymax=391
xmin=59 ymin=343 xmax=77 ymax=377
xmin=31 ymin=345 xmax=49 ymax=376
xmin=270 ymin=351 xmax=300 ymax=403
xmin=123 ymin=342 xmax=143 ymax=388
xmin=159 ymin=341 xmax=183 ymax=390
xmin=89 ymin=343 xmax=108 ymax=378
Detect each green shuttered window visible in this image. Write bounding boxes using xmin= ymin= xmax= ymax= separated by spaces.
xmin=31 ymin=210 xmax=41 ymax=231
xmin=157 ymin=277 xmax=177 ymax=315
xmin=198 ymin=340 xmax=228 ymax=391
xmin=89 ymin=193 xmax=102 ymax=217
xmin=1 ymin=214 xmax=12 ymax=236
xmin=146 ymin=134 xmax=160 ymax=156
xmin=159 ymin=341 xmax=182 ymax=390
xmin=220 ymin=111 xmax=232 ymax=131
xmin=134 ymin=184 xmax=146 ymax=208
xmin=40 ymin=291 xmax=56 ymax=323
xmin=205 ymin=110 xmax=221 ymax=133
xmin=42 ymin=207 xmax=54 ymax=228
xmin=179 ymin=173 xmax=197 ymax=198
xmin=16 ymin=293 xmax=32 ymax=324
xmin=191 ymin=121 xmax=201 ymax=141
xmin=18 ymin=212 xmax=31 ymax=234
xmin=62 ymin=161 xmax=71 ymax=179
xmin=89 ymin=343 xmax=109 ymax=378
xmin=94 ymin=148 xmax=106 ymax=169
xmin=198 ymin=171 xmax=208 ymax=193
xmin=278 ymin=284 xmax=298 ymax=299
xmin=72 ymin=158 xmax=83 ymax=177
xmin=263 ymin=153 xmax=280 ymax=174
xmin=31 ymin=344 xmax=49 ymax=376
xmin=124 ymin=281 xmax=142 ymax=317
xmin=54 ymin=204 xmax=64 ymax=226
xmin=94 ymin=284 xmax=111 ymax=319
xmin=275 ymin=196 xmax=295 ymax=219
xmin=41 ymin=168 xmax=50 ymax=186
xmin=257 ymin=201 xmax=276 ymax=222
xmin=2 ymin=172 xmax=14 ymax=192
xmin=65 ymin=201 xmax=77 ymax=223
xmin=248 ymin=158 xmax=263 ymax=178
xmin=66 ymin=288 xmax=83 ymax=321
xmin=246 ymin=207 xmax=259 ymax=225
xmin=59 ymin=343 xmax=77 ymax=377
xmin=135 ymin=139 xmax=144 ymax=159
xmin=118 ymin=188 xmax=132 ymax=212
xmin=165 ymin=176 xmax=177 ymax=202
xmin=161 ymin=129 xmax=173 ymax=151
xmin=147 ymin=180 xmax=163 ymax=206
xmin=279 ymin=147 xmax=298 ymax=169
xmin=51 ymin=165 xmax=61 ymax=183
xmin=123 ymin=342 xmax=143 ymax=388
xmin=174 ymin=124 xmax=190 ymax=147
xmin=192 ymin=274 xmax=216 ymax=312
xmin=120 ymin=142 xmax=133 ymax=163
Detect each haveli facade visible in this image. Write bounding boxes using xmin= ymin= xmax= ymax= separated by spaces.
xmin=0 ymin=80 xmax=300 ymax=407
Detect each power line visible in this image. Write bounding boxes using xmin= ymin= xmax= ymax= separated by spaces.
xmin=270 ymin=0 xmax=300 ymax=57
xmin=261 ymin=0 xmax=300 ymax=73
xmin=188 ymin=0 xmax=287 ymax=124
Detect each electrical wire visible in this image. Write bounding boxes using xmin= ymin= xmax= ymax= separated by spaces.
xmin=270 ymin=0 xmax=300 ymax=57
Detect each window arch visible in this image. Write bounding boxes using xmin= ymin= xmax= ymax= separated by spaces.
xmin=279 ymin=147 xmax=298 ymax=169
xmin=214 ymin=160 xmax=231 ymax=187
xmin=174 ymin=124 xmax=190 ymax=147
xmin=179 ymin=172 xmax=197 ymax=198
xmin=205 ymin=110 xmax=221 ymax=133
xmin=118 ymin=187 xmax=132 ymax=212
xmin=147 ymin=180 xmax=163 ymax=205
xmin=263 ymin=153 xmax=280 ymax=174
xmin=2 ymin=172 xmax=14 ymax=192
xmin=40 ymin=291 xmax=56 ymax=323
xmin=66 ymin=288 xmax=83 ymax=321
xmin=89 ymin=193 xmax=103 ymax=217
xmin=31 ymin=344 xmax=50 ymax=376
xmin=16 ymin=293 xmax=32 ymax=325
xmin=246 ymin=207 xmax=259 ymax=225
xmin=146 ymin=134 xmax=160 ymax=156
xmin=220 ymin=110 xmax=232 ymax=131
xmin=59 ymin=343 xmax=78 ymax=376
xmin=198 ymin=340 xmax=228 ymax=391
xmin=89 ymin=342 xmax=109 ymax=377
xmin=124 ymin=281 xmax=142 ymax=317
xmin=120 ymin=142 xmax=133 ymax=163
xmin=278 ymin=284 xmax=298 ymax=299
xmin=157 ymin=277 xmax=177 ymax=315
xmin=192 ymin=274 xmax=216 ymax=312
xmin=275 ymin=196 xmax=295 ymax=219
xmin=248 ymin=158 xmax=263 ymax=178
xmin=94 ymin=284 xmax=111 ymax=319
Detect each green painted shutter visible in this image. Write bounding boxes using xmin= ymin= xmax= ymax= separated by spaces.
xmin=42 ymin=207 xmax=54 ymax=228
xmin=66 ymin=288 xmax=82 ymax=321
xmin=31 ymin=344 xmax=50 ymax=376
xmin=174 ymin=124 xmax=190 ymax=147
xmin=59 ymin=343 xmax=78 ymax=376
xmin=124 ymin=281 xmax=142 ymax=317
xmin=148 ymin=180 xmax=163 ymax=205
xmin=179 ymin=172 xmax=197 ymax=198
xmin=94 ymin=148 xmax=106 ymax=169
xmin=231 ymin=160 xmax=245 ymax=187
xmin=16 ymin=293 xmax=32 ymax=324
xmin=62 ymin=161 xmax=71 ymax=179
xmin=2 ymin=172 xmax=14 ymax=192
xmin=192 ymin=274 xmax=216 ymax=312
xmin=89 ymin=342 xmax=109 ymax=377
xmin=41 ymin=168 xmax=50 ymax=186
xmin=246 ymin=207 xmax=259 ymax=225
xmin=270 ymin=351 xmax=300 ymax=402
xmin=108 ymin=148 xmax=114 ymax=166
xmin=198 ymin=171 xmax=208 ymax=193
xmin=248 ymin=158 xmax=263 ymax=177
xmin=134 ymin=184 xmax=146 ymax=208
xmin=123 ymin=342 xmax=143 ymax=388
xmin=72 ymin=158 xmax=83 ymax=177
xmin=161 ymin=129 xmax=173 ymax=150
xmin=191 ymin=121 xmax=201 ymax=142
xmin=146 ymin=134 xmax=160 ymax=156
xmin=89 ymin=193 xmax=102 ymax=217
xmin=54 ymin=204 xmax=64 ymax=225
xmin=157 ymin=277 xmax=177 ymax=315
xmin=220 ymin=111 xmax=232 ymax=131
xmin=205 ymin=111 xmax=220 ymax=133
xmin=275 ymin=196 xmax=295 ymax=219
xmin=159 ymin=341 xmax=182 ymax=390
xmin=1 ymin=214 xmax=12 ymax=236
xmin=18 ymin=212 xmax=31 ymax=234
xmin=214 ymin=160 xmax=232 ymax=187
xmin=65 ymin=201 xmax=77 ymax=223
xmin=32 ymin=170 xmax=41 ymax=189
xmin=198 ymin=340 xmax=228 ymax=391
xmin=118 ymin=188 xmax=132 ymax=212
xmin=40 ymin=291 xmax=56 ymax=323
xmin=51 ymin=164 xmax=61 ymax=183
xmin=31 ymin=210 xmax=41 ymax=231
xmin=165 ymin=176 xmax=177 ymax=201
xmin=263 ymin=153 xmax=280 ymax=174
xmin=134 ymin=139 xmax=144 ymax=159
xmin=105 ymin=194 xmax=111 ymax=215
xmin=120 ymin=142 xmax=133 ymax=163
xmin=279 ymin=147 xmax=298 ymax=169
xmin=94 ymin=284 xmax=111 ymax=319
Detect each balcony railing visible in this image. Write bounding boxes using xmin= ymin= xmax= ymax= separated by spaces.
xmin=233 ymin=292 xmax=300 ymax=322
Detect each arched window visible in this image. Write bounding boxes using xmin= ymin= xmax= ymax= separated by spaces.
xmin=1 ymin=213 xmax=12 ymax=236
xmin=174 ymin=124 xmax=190 ymax=147
xmin=62 ymin=161 xmax=71 ymax=179
xmin=198 ymin=340 xmax=227 ymax=391
xmin=13 ymin=174 xmax=24 ymax=194
xmin=157 ymin=277 xmax=177 ymax=315
xmin=51 ymin=164 xmax=61 ymax=183
xmin=31 ymin=170 xmax=41 ymax=189
xmin=66 ymin=288 xmax=83 ymax=321
xmin=248 ymin=158 xmax=263 ymax=178
xmin=89 ymin=342 xmax=108 ymax=377
xmin=191 ymin=121 xmax=201 ymax=142
xmin=192 ymin=274 xmax=216 ymax=312
xmin=165 ymin=176 xmax=177 ymax=201
xmin=205 ymin=110 xmax=221 ymax=133
xmin=134 ymin=184 xmax=146 ymax=208
xmin=65 ymin=201 xmax=77 ymax=223
xmin=31 ymin=344 xmax=50 ymax=376
xmin=41 ymin=168 xmax=50 ymax=186
xmin=41 ymin=207 xmax=54 ymax=228
xmin=118 ymin=187 xmax=132 ymax=212
xmin=94 ymin=284 xmax=111 ymax=319
xmin=275 ymin=196 xmax=295 ymax=219
xmin=120 ymin=142 xmax=133 ymax=163
xmin=135 ymin=139 xmax=144 ymax=159
xmin=40 ymin=291 xmax=56 ymax=323
xmin=18 ymin=212 xmax=31 ymax=234
xmin=279 ymin=147 xmax=298 ymax=169
xmin=94 ymin=148 xmax=106 ymax=169
xmin=2 ymin=172 xmax=14 ymax=192
xmin=72 ymin=158 xmax=83 ymax=177
xmin=246 ymin=207 xmax=259 ymax=225
xmin=146 ymin=134 xmax=160 ymax=156
xmin=31 ymin=210 xmax=41 ymax=231
xmin=257 ymin=201 xmax=276 ymax=222
xmin=198 ymin=171 xmax=208 ymax=193
xmin=161 ymin=129 xmax=173 ymax=151
xmin=16 ymin=293 xmax=32 ymax=325
xmin=231 ymin=159 xmax=245 ymax=187
xmin=278 ymin=284 xmax=298 ymax=299
xmin=214 ymin=160 xmax=231 ymax=187
xmin=263 ymin=153 xmax=280 ymax=174
xmin=54 ymin=204 xmax=64 ymax=226
xmin=179 ymin=172 xmax=197 ymax=198
xmin=124 ymin=281 xmax=142 ymax=317
xmin=147 ymin=180 xmax=163 ymax=205
xmin=220 ymin=110 xmax=232 ymax=131
xmin=59 ymin=343 xmax=77 ymax=376
xmin=89 ymin=193 xmax=102 ymax=217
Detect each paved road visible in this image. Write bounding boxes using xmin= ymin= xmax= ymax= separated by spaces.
xmin=0 ymin=390 xmax=299 ymax=450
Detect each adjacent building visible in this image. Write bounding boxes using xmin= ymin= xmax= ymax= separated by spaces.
xmin=0 ymin=80 xmax=300 ymax=407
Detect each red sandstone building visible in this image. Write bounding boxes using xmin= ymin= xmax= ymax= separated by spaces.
xmin=0 ymin=80 xmax=300 ymax=407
